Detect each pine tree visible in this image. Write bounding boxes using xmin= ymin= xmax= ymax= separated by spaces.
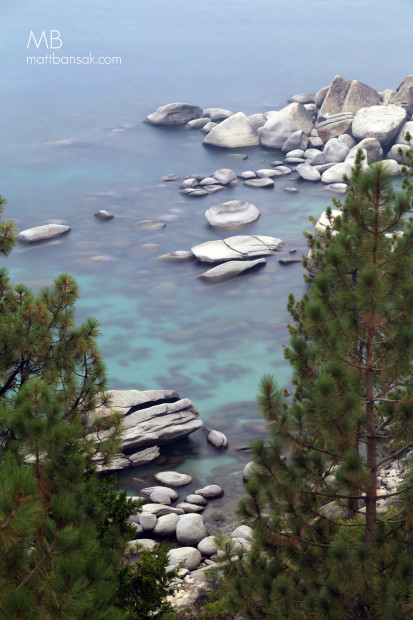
xmin=0 ymin=198 xmax=175 ymax=618
xmin=223 ymin=154 xmax=413 ymax=619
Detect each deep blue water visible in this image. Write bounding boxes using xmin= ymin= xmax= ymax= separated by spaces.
xmin=2 ymin=0 xmax=413 ymax=512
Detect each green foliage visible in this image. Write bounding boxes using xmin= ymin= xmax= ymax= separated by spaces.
xmin=0 ymin=199 xmax=174 ymax=618
xmin=115 ymin=542 xmax=177 ymax=619
xmin=222 ymin=153 xmax=413 ymax=618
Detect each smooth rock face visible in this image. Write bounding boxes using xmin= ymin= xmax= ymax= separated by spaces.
xmin=243 ymin=177 xmax=274 ymax=188
xmin=345 ymin=148 xmax=369 ymax=169
xmin=204 ymin=185 xmax=226 ymax=194
xmin=258 ymin=103 xmax=313 ymax=149
xmin=186 ymin=117 xmax=210 ymax=129
xmin=323 ymin=138 xmax=349 ymax=163
xmin=140 ymin=513 xmax=157 ymax=531
xmin=176 ymin=514 xmax=208 ymax=546
xmin=352 ymin=105 xmax=407 ymax=145
xmin=321 ymin=163 xmax=352 ymax=184
xmin=274 ymin=165 xmax=292 ymax=175
xmin=296 ymin=163 xmax=321 ymax=182
xmin=203 ymin=107 xmax=233 ymax=121
xmin=281 ymin=130 xmax=308 ymax=152
xmin=195 ymin=485 xmax=224 ymax=499
xmin=117 ymin=399 xmax=202 ymax=452
xmin=205 ymin=200 xmax=259 ymax=228
xmin=289 ymin=93 xmax=315 ymax=104
xmin=389 ymin=77 xmax=413 ymax=114
xmin=347 ymin=138 xmax=382 ymax=162
xmin=185 ymin=494 xmax=208 ymax=506
xmin=382 ymin=159 xmax=400 ymax=175
xmin=154 ymin=471 xmax=192 ymax=487
xmin=199 ymin=258 xmax=266 ymax=283
xmin=203 ymin=112 xmax=259 ymax=148
xmin=248 ymin=113 xmax=267 ymax=130
xmin=337 ymin=134 xmax=356 ymax=149
xmin=319 ymin=75 xmax=351 ymax=116
xmin=207 ymin=429 xmax=228 ymax=448
xmin=256 ymin=168 xmax=282 ymax=178
xmin=315 ymin=209 xmax=342 ymax=233
xmin=317 ymin=113 xmax=354 ymax=142
xmin=17 ymin=224 xmax=71 ymax=243
xmin=238 ymin=171 xmax=256 ymax=180
xmin=314 ymin=85 xmax=329 ymax=108
xmin=201 ymin=121 xmax=217 ymax=133
xmin=94 ymin=210 xmax=114 ymax=220
xmin=231 ymin=525 xmax=253 ymax=540
xmin=167 ymin=547 xmax=202 ymax=572
xmin=144 ymin=103 xmax=203 ymax=125
xmin=141 ymin=503 xmax=184 ymax=516
xmin=153 ymin=513 xmax=179 ymax=536
xmin=176 ymin=502 xmax=205 ymax=513
xmin=141 ymin=486 xmax=179 ymax=503
xmin=159 ymin=251 xmax=194 ymax=262
xmin=341 ymin=80 xmax=381 ymax=114
xmin=197 ymin=536 xmax=218 ymax=556
xmin=211 ymin=168 xmax=237 ymax=185
xmin=191 ymin=235 xmax=283 ymax=263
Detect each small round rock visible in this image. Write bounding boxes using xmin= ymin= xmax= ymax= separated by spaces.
xmin=154 ymin=471 xmax=193 ymax=487
xmin=194 ymin=485 xmax=224 ymax=499
xmin=94 ymin=210 xmax=114 ymax=220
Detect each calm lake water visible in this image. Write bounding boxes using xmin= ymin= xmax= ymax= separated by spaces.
xmin=2 ymin=0 xmax=412 ymax=518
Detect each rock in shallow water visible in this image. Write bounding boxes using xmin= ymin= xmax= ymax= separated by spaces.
xmin=94 ymin=210 xmax=114 ymax=220
xmin=191 ymin=235 xmax=283 ymax=263
xmin=154 ymin=471 xmax=193 ymax=487
xmin=176 ymin=514 xmax=208 ymax=546
xmin=243 ymin=177 xmax=274 ymax=188
xmin=199 ymin=259 xmax=266 ymax=283
xmin=144 ymin=102 xmax=203 ymax=126
xmin=203 ymin=112 xmax=259 ymax=148
xmin=17 ymin=224 xmax=71 ymax=243
xmin=195 ymin=485 xmax=224 ymax=499
xmin=205 ymin=200 xmax=260 ymax=228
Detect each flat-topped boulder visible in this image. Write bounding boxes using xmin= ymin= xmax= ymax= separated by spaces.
xmin=199 ymin=258 xmax=266 ymax=283
xmin=205 ymin=200 xmax=260 ymax=228
xmin=89 ymin=390 xmax=202 ymax=468
xmin=244 ymin=178 xmax=274 ymax=188
xmin=258 ymin=103 xmax=313 ymax=149
xmin=203 ymin=112 xmax=259 ymax=148
xmin=144 ymin=103 xmax=203 ymax=125
xmin=17 ymin=224 xmax=71 ymax=243
xmin=154 ymin=471 xmax=193 ymax=487
xmin=352 ymin=104 xmax=407 ymax=145
xmin=191 ymin=235 xmax=283 ymax=263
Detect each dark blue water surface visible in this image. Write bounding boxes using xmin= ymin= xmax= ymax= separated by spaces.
xmin=2 ymin=0 xmax=412 ymax=511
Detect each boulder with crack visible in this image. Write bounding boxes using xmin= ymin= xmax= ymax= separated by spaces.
xmin=191 ymin=235 xmax=283 ymax=264
xmin=89 ymin=389 xmax=202 ymax=471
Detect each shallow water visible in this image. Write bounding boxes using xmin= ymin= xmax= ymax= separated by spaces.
xmin=3 ymin=0 xmax=412 ymax=512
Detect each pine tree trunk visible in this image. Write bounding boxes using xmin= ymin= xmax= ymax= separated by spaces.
xmin=365 ymin=326 xmax=377 ymax=542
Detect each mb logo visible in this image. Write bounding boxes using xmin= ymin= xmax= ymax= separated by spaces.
xmin=27 ymin=30 xmax=62 ymax=49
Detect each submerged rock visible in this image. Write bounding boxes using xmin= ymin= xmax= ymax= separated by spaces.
xmin=94 ymin=210 xmax=114 ymax=220
xmin=195 ymin=485 xmax=224 ymax=499
xmin=158 ymin=251 xmax=194 ymax=262
xmin=207 ymin=429 xmax=229 ymax=447
xmin=17 ymin=224 xmax=71 ymax=243
xmin=243 ymin=177 xmax=274 ymax=188
xmin=144 ymin=102 xmax=203 ymax=126
xmin=199 ymin=258 xmax=266 ymax=283
xmin=205 ymin=200 xmax=260 ymax=228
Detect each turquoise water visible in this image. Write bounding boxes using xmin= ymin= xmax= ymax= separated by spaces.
xmin=2 ymin=0 xmax=413 ymax=512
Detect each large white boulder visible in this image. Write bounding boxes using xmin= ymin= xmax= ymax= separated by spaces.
xmin=17 ymin=224 xmax=71 ymax=243
xmin=296 ymin=163 xmax=321 ymax=182
xmin=167 ymin=547 xmax=202 ymax=572
xmin=258 ymin=103 xmax=313 ymax=149
xmin=176 ymin=514 xmax=208 ymax=546
xmin=321 ymin=163 xmax=352 ymax=184
xmin=199 ymin=259 xmax=266 ymax=283
xmin=144 ymin=103 xmax=203 ymax=125
xmin=394 ymin=120 xmax=413 ymax=145
xmin=154 ymin=471 xmax=193 ymax=487
xmin=205 ymin=200 xmax=259 ymax=228
xmin=319 ymin=75 xmax=351 ymax=116
xmin=203 ymin=112 xmax=259 ymax=148
xmin=341 ymin=79 xmax=381 ymax=114
xmin=347 ymin=138 xmax=382 ymax=163
xmin=352 ymin=105 xmax=407 ymax=145
xmin=191 ymin=235 xmax=283 ymax=263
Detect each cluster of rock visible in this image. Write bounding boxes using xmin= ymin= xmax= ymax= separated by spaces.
xmin=90 ymin=389 xmax=203 ymax=471
xmin=160 ymin=234 xmax=284 ymax=283
xmin=146 ymin=75 xmax=413 ymax=188
xmin=125 ymin=469 xmax=251 ymax=610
